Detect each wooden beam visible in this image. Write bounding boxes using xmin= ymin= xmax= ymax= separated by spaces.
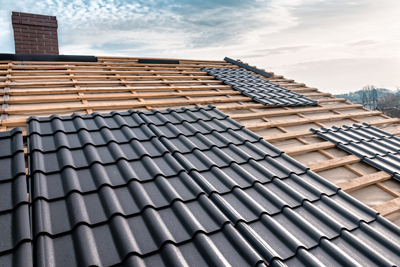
xmin=230 ymin=104 xmax=361 ymax=120
xmin=277 ymin=82 xmax=306 ymax=87
xmin=263 ymin=130 xmax=311 ymax=142
xmin=6 ymin=65 xmax=211 ymax=70
xmin=5 ymin=79 xmax=220 ymax=87
xmin=0 ymin=102 xmax=263 ymax=128
xmin=317 ymin=98 xmax=348 ymax=103
xmin=284 ymin=142 xmax=336 ymax=156
xmin=2 ymin=75 xmax=214 ymax=81
xmin=1 ymin=85 xmax=232 ymax=95
xmin=307 ymin=155 xmax=361 ymax=172
xmin=264 ymin=120 xmax=400 ymax=142
xmin=373 ymin=197 xmax=400 ymax=216
xmin=245 ymin=111 xmax=382 ymax=130
xmin=5 ymin=70 xmax=207 ymax=75
xmin=376 ymin=182 xmax=400 ymax=197
xmin=5 ymin=90 xmax=242 ymax=104
xmin=302 ymin=92 xmax=331 ymax=97
xmin=1 ymin=96 xmax=252 ymax=114
xmin=337 ymin=172 xmax=392 ymax=192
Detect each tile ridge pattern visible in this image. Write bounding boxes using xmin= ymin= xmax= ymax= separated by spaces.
xmin=201 ymin=67 xmax=318 ymax=107
xmin=223 ymin=57 xmax=272 ymax=78
xmin=311 ymin=122 xmax=400 ymax=182
xmin=0 ymin=127 xmax=32 ymax=266
xmin=28 ymin=106 xmax=400 ymax=266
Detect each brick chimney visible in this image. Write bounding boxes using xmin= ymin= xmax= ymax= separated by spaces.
xmin=12 ymin=12 xmax=59 ymax=55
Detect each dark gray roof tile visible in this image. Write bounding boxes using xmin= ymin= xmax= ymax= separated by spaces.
xmin=27 ymin=106 xmax=399 ymax=266
xmin=27 ymin=105 xmax=224 ymax=135
xmin=0 ymin=242 xmax=32 ymax=267
xmin=276 ymin=216 xmax=400 ymax=266
xmin=0 ymin=128 xmax=32 ymax=266
xmin=311 ymin=123 xmax=400 ymax=181
xmin=202 ymin=68 xmax=318 ymax=107
xmin=363 ymin=153 xmax=400 ymax=176
xmin=0 ymin=174 xmax=28 ymax=212
xmin=0 ymin=205 xmax=31 ymax=252
xmin=0 ymin=128 xmax=24 ymax=159
xmin=0 ymin=152 xmax=26 ymax=181
xmin=32 ymin=194 xmax=229 ymax=239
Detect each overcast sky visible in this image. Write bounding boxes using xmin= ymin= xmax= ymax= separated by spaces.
xmin=0 ymin=0 xmax=399 ymax=94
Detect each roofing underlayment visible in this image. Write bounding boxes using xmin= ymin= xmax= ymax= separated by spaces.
xmin=0 ymin=56 xmax=400 ymax=266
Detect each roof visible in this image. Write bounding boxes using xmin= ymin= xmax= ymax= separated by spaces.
xmin=0 ymin=128 xmax=32 ymax=266
xmin=28 ymin=106 xmax=400 ymax=266
xmin=0 ymin=55 xmax=400 ymax=265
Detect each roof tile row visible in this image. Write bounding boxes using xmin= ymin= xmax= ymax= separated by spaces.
xmin=311 ymin=122 xmax=400 ymax=181
xmin=202 ymin=68 xmax=318 ymax=107
xmin=0 ymin=128 xmax=32 ymax=266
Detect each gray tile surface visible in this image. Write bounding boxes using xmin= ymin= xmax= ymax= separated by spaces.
xmin=311 ymin=122 xmax=400 ymax=181
xmin=28 ymin=106 xmax=400 ymax=266
xmin=202 ymin=67 xmax=318 ymax=107
xmin=0 ymin=128 xmax=32 ymax=266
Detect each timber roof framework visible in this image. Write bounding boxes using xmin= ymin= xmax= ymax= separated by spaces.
xmin=0 ymin=55 xmax=400 ymax=264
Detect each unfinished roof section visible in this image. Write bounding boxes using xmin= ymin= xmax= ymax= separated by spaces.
xmin=0 ymin=128 xmax=32 ymax=266
xmin=202 ymin=67 xmax=317 ymax=107
xmin=1 ymin=56 xmax=400 ymax=226
xmin=28 ymin=106 xmax=400 ymax=266
xmin=311 ymin=123 xmax=400 ymax=182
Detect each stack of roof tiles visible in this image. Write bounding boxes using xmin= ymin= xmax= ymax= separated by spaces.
xmin=26 ymin=106 xmax=400 ymax=266
xmin=0 ymin=128 xmax=32 ymax=266
xmin=202 ymin=68 xmax=318 ymax=107
xmin=311 ymin=122 xmax=400 ymax=182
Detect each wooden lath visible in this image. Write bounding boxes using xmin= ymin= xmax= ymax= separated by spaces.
xmin=1 ymin=96 xmax=251 ymax=114
xmin=231 ymin=104 xmax=363 ymax=120
xmin=0 ymin=85 xmax=232 ymax=95
xmin=2 ymin=90 xmax=242 ymax=104
xmin=245 ymin=111 xmax=382 ymax=130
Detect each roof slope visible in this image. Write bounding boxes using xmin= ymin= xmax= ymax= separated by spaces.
xmin=0 ymin=54 xmax=399 ymax=256
xmin=1 ymin=56 xmax=398 ymax=225
xmin=28 ymin=106 xmax=400 ymax=266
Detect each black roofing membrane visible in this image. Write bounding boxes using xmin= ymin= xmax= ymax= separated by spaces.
xmin=202 ymin=67 xmax=318 ymax=107
xmin=311 ymin=122 xmax=400 ymax=182
xmin=0 ymin=128 xmax=32 ymax=266
xmin=26 ymin=106 xmax=400 ymax=266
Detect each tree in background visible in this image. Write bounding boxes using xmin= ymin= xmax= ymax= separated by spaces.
xmin=358 ymin=85 xmax=378 ymax=108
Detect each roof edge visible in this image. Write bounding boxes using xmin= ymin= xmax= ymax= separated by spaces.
xmin=0 ymin=53 xmax=98 ymax=62
xmin=224 ymin=57 xmax=272 ymax=78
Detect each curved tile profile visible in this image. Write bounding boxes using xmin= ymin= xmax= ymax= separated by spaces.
xmin=0 ymin=128 xmax=32 ymax=266
xmin=311 ymin=122 xmax=400 ymax=181
xmin=202 ymin=68 xmax=318 ymax=107
xmin=272 ymin=216 xmax=400 ymax=267
xmin=28 ymin=106 xmax=400 ymax=266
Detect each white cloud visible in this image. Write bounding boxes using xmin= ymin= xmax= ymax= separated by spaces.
xmin=0 ymin=0 xmax=399 ymax=93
